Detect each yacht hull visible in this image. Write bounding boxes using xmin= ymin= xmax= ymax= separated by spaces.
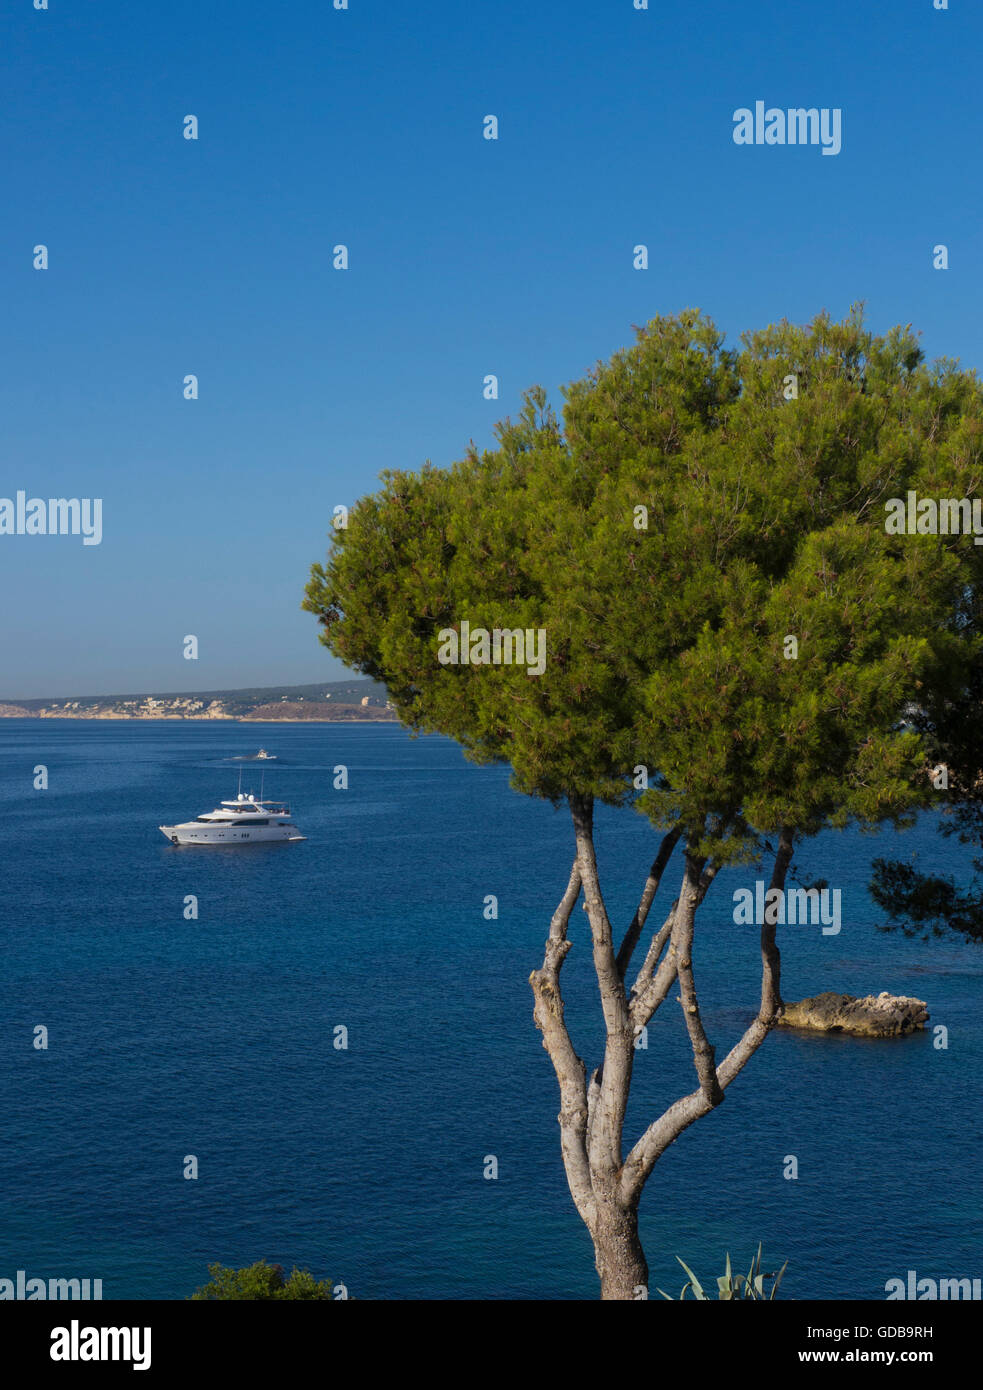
xmin=159 ymin=822 xmax=305 ymax=845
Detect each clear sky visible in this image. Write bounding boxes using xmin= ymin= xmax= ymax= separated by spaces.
xmin=2 ymin=0 xmax=980 ymax=698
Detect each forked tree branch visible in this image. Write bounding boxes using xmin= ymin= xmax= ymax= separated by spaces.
xmin=615 ymin=826 xmax=682 ymax=979
xmin=619 ymin=827 xmax=796 ymax=1203
xmin=716 ymin=823 xmax=794 ymax=1081
xmin=631 ymin=909 xmax=676 ymax=1000
xmin=569 ymin=794 xmax=634 ymax=1175
xmin=672 ymin=846 xmax=725 ymax=1106
xmin=529 ymin=859 xmax=595 ymax=1224
xmin=629 ymin=860 xmax=720 ymax=1030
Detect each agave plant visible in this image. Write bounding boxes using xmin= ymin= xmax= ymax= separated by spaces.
xmin=656 ymin=1243 xmax=788 ymax=1300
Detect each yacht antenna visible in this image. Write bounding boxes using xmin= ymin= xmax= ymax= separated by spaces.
xmin=237 ymin=766 xmax=243 ymax=797
xmin=260 ymin=770 xmax=265 ymax=802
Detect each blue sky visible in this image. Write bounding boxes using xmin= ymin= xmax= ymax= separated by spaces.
xmin=2 ymin=0 xmax=980 ymax=697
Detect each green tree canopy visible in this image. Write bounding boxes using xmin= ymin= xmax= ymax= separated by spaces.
xmin=305 ymin=308 xmax=975 ymax=851
xmin=304 ymin=308 xmax=983 ymax=1297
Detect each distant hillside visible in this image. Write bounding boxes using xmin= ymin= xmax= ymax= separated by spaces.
xmin=244 ymin=701 xmax=395 ymax=722
xmin=0 ymin=679 xmax=396 ymax=721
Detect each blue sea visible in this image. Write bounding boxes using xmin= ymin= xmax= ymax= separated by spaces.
xmin=1 ymin=719 xmax=980 ymax=1300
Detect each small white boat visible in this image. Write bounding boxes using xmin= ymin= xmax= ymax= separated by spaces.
xmin=254 ymin=749 xmax=276 ymax=760
xmin=160 ymin=791 xmax=305 ymax=845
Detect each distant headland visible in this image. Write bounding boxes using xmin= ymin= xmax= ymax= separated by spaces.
xmin=0 ymin=679 xmax=398 ymax=722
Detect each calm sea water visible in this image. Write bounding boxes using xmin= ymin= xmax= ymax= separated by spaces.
xmin=1 ymin=719 xmax=980 ymax=1300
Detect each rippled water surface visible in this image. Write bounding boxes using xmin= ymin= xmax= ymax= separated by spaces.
xmin=1 ymin=720 xmax=979 ymax=1299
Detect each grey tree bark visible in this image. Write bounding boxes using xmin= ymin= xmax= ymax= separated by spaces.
xmin=531 ymin=799 xmax=795 ymax=1299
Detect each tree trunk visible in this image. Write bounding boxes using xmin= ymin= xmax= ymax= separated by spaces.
xmin=536 ymin=805 xmax=796 ymax=1299
xmin=591 ymin=1195 xmax=648 ymax=1300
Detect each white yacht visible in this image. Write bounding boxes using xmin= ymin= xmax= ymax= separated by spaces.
xmin=160 ymin=791 xmax=305 ymax=845
xmin=254 ymin=749 xmax=276 ymax=760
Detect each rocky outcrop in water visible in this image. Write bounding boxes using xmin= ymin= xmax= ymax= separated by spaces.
xmin=778 ymin=991 xmax=929 ymax=1037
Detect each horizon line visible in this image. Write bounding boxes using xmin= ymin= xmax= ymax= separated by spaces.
xmin=0 ymin=676 xmax=375 ymax=705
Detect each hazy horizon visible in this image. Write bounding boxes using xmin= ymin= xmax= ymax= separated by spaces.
xmin=0 ymin=674 xmax=377 ymax=705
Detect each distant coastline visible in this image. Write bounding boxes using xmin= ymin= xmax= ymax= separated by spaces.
xmin=0 ymin=712 xmax=399 ymax=723
xmin=0 ymin=679 xmax=398 ymax=723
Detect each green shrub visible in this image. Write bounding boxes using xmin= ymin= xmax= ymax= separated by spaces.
xmin=190 ymin=1259 xmax=333 ymax=1300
